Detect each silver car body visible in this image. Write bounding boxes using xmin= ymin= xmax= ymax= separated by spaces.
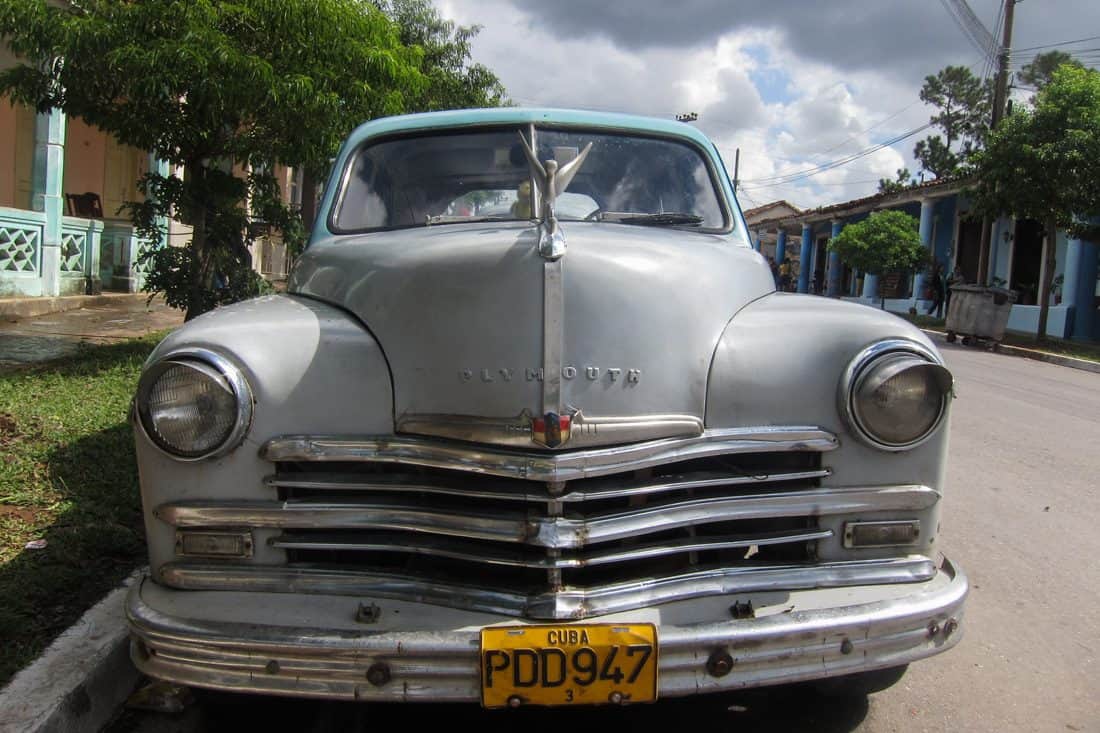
xmin=128 ymin=108 xmax=966 ymax=703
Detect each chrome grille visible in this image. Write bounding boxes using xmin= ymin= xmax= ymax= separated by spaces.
xmin=155 ymin=429 xmax=941 ymax=619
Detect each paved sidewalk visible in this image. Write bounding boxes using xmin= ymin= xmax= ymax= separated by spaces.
xmin=0 ymin=294 xmax=182 ymax=367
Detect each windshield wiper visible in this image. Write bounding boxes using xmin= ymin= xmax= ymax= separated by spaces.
xmin=596 ymin=212 xmax=704 ymax=226
xmin=424 ymin=214 xmax=514 ymax=226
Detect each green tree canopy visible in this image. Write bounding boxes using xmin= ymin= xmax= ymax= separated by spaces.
xmin=971 ymin=64 xmax=1100 ymax=339
xmin=829 ymin=210 xmax=928 ymax=308
xmin=1018 ymin=51 xmax=1084 ymax=96
xmin=381 ymin=0 xmax=508 ymax=112
xmin=0 ymin=0 xmax=426 ymax=319
xmin=912 ymin=65 xmax=992 ymax=179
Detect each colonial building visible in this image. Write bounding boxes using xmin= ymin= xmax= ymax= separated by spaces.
xmin=747 ymin=180 xmax=1099 ymax=341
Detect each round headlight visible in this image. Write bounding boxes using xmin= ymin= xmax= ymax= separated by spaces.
xmin=136 ymin=350 xmax=252 ymax=460
xmin=840 ymin=340 xmax=952 ymax=451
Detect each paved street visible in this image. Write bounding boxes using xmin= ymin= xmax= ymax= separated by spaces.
xmin=108 ymin=341 xmax=1100 ymax=733
xmin=0 ymin=296 xmax=183 ymax=367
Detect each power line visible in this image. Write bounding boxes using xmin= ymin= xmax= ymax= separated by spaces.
xmin=740 ymin=121 xmax=933 ymax=187
xmin=1013 ymin=34 xmax=1100 ymax=53
xmin=939 ymin=0 xmax=1000 ymax=61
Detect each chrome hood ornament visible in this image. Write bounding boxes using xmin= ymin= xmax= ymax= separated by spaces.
xmin=518 ymin=133 xmax=593 ymax=260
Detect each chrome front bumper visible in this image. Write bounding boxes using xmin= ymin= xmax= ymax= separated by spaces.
xmin=127 ymin=557 xmax=967 ymax=703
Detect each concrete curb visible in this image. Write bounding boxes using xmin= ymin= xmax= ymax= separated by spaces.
xmin=0 ymin=293 xmax=148 ymax=320
xmin=922 ymin=329 xmax=1100 ymax=374
xmin=0 ymin=569 xmax=144 ymax=733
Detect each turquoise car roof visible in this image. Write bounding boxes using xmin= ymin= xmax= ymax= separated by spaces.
xmin=344 ymin=107 xmax=716 ymax=149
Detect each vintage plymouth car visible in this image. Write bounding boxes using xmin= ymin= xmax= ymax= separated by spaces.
xmin=127 ymin=108 xmax=966 ymax=707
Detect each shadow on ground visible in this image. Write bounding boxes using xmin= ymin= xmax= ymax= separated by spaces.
xmin=0 ymin=337 xmax=153 ymax=685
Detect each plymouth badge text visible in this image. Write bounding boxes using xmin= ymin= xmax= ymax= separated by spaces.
xmin=461 ymin=366 xmax=641 ymax=384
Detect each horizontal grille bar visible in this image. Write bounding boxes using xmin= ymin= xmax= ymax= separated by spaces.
xmin=157 ymin=485 xmax=937 ymax=549
xmin=269 ymin=528 xmax=835 ymax=568
xmin=260 ymin=427 xmax=838 ymax=482
xmin=265 ymin=468 xmax=833 ymax=503
xmin=158 ymin=556 xmax=938 ymax=620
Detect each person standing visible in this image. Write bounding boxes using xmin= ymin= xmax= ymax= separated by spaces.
xmin=778 ymin=257 xmax=792 ymax=292
xmin=925 ymin=263 xmax=946 ymax=319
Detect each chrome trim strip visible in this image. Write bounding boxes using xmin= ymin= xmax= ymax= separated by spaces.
xmin=268 ymin=528 xmax=835 ymax=568
xmin=128 ymin=558 xmax=966 ymax=700
xmin=542 ymin=257 xmax=564 ymax=417
xmin=156 ymin=485 xmax=937 ymax=549
xmin=156 ymin=555 xmax=938 ymax=619
xmin=265 ymin=468 xmax=833 ymax=503
xmin=260 ymin=426 xmax=839 ymax=482
xmin=395 ymin=412 xmax=703 ymax=449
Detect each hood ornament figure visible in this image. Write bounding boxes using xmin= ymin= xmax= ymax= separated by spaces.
xmin=518 ymin=133 xmax=593 ymax=260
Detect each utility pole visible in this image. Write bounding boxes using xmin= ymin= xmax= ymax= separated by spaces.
xmin=976 ymin=0 xmax=1016 ymax=285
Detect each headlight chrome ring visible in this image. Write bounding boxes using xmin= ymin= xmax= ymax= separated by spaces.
xmin=839 ymin=339 xmax=953 ymax=452
xmin=135 ymin=348 xmax=253 ymax=461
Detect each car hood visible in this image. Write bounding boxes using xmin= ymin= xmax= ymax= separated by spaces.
xmin=290 ymin=222 xmax=772 ymax=446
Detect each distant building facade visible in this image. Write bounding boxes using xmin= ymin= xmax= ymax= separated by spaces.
xmin=746 ymin=180 xmax=1099 ymax=341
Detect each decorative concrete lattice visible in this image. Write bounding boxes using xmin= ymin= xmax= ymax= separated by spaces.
xmin=60 ymin=230 xmax=87 ymax=273
xmin=0 ymin=224 xmax=40 ymax=273
xmin=132 ymin=238 xmax=159 ymax=276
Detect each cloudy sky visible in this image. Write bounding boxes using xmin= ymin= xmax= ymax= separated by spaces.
xmin=439 ymin=0 xmax=1100 ymax=211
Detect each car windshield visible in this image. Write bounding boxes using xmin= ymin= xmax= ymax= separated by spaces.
xmin=332 ymin=126 xmax=727 ymax=232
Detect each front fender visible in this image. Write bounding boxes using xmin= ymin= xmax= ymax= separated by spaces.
xmin=706 ymin=293 xmax=951 ymax=561
xmin=135 ymin=294 xmax=393 ymax=570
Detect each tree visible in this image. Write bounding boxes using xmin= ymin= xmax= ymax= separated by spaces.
xmin=0 ymin=0 xmax=423 ymax=319
xmin=971 ymin=64 xmax=1100 ymax=341
xmin=1018 ymin=51 xmax=1084 ymax=96
xmin=912 ymin=65 xmax=992 ymax=179
xmin=292 ymin=0 xmax=508 ymax=231
xmin=878 ymin=167 xmax=914 ymax=194
xmin=381 ymin=0 xmax=508 ymax=112
xmin=828 ymin=210 xmax=929 ymax=309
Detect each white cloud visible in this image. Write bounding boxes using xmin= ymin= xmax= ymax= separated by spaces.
xmin=440 ymin=0 xmax=1098 ymax=210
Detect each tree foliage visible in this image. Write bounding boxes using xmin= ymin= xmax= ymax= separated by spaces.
xmin=912 ymin=65 xmax=992 ymax=179
xmin=829 ymin=210 xmax=928 ymax=308
xmin=1018 ymin=51 xmax=1084 ymax=96
xmin=0 ymin=0 xmax=426 ymax=319
xmin=380 ymin=0 xmax=508 ymax=112
xmin=971 ymin=64 xmax=1100 ymax=339
xmin=877 ymin=167 xmax=913 ymax=194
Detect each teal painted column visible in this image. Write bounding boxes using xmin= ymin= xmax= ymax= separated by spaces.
xmin=1064 ymin=233 xmax=1099 ymax=341
xmin=753 ymin=229 xmax=763 ymax=252
xmin=775 ymin=229 xmax=787 ymax=263
xmin=912 ymin=197 xmax=934 ymax=301
xmin=32 ymin=107 xmax=67 ymax=297
xmin=826 ymin=219 xmax=843 ymax=296
xmin=797 ymin=223 xmax=812 ymax=293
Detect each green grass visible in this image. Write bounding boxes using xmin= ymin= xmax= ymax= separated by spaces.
xmin=0 ymin=333 xmax=165 ymax=686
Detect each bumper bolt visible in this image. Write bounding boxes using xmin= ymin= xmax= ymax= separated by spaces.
xmin=840 ymin=638 xmax=853 ymax=655
xmin=928 ymin=621 xmax=941 ymax=638
xmin=609 ymin=691 xmax=624 ymax=705
xmin=265 ymin=660 xmax=280 ymax=675
xmin=366 ymin=662 xmax=391 ymax=687
xmin=508 ymin=695 xmax=523 ymax=708
xmin=706 ymin=649 xmax=734 ymax=678
xmin=943 ymin=618 xmax=959 ymax=638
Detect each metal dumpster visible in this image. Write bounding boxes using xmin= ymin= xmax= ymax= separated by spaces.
xmin=945 ymin=284 xmax=1018 ymax=346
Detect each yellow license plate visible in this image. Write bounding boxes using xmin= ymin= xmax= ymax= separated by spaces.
xmin=480 ymin=623 xmax=658 ymax=708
